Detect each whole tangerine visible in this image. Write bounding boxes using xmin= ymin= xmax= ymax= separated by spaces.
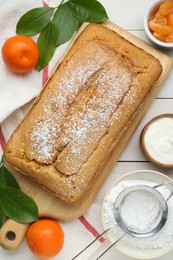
xmin=26 ymin=219 xmax=64 ymax=259
xmin=1 ymin=35 xmax=39 ymax=73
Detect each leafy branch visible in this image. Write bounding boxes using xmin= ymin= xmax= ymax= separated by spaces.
xmin=0 ymin=156 xmax=38 ymax=227
xmin=16 ymin=0 xmax=108 ymax=71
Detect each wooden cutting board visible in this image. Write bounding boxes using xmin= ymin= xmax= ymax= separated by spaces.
xmin=0 ymin=21 xmax=172 ymax=250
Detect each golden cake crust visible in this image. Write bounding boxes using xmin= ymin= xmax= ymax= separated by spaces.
xmin=4 ymin=23 xmax=162 ymax=203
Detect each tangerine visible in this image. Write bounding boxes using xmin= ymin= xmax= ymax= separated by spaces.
xmin=1 ymin=35 xmax=39 ymax=73
xmin=26 ymin=219 xmax=64 ymax=259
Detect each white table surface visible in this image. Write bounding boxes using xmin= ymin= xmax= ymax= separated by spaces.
xmin=0 ymin=0 xmax=173 ymax=259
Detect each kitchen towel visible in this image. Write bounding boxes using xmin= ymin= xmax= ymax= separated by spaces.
xmin=0 ymin=0 xmax=68 ymax=123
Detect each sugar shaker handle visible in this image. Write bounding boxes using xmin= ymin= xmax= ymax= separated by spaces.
xmin=154 ymin=182 xmax=173 ymax=201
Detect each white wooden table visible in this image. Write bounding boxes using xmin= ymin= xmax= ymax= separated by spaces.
xmin=0 ymin=0 xmax=173 ymax=259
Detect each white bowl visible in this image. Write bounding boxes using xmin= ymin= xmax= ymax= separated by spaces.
xmin=144 ymin=0 xmax=173 ymax=48
xmin=140 ymin=114 xmax=173 ymax=168
xmin=101 ymin=170 xmax=173 ymax=259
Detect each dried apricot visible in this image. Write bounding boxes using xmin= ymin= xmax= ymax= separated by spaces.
xmin=149 ymin=20 xmax=172 ymax=35
xmin=159 ymin=1 xmax=173 ymax=16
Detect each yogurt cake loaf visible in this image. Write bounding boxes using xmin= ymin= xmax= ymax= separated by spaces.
xmin=4 ymin=23 xmax=162 ymax=203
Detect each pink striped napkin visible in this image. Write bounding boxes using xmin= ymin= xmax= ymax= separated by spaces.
xmin=0 ymin=0 xmax=68 ymax=123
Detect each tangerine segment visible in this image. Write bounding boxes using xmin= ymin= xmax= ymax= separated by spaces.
xmin=2 ymin=35 xmax=39 ymax=73
xmin=167 ymin=13 xmax=173 ymax=27
xmin=153 ymin=32 xmax=166 ymax=41
xmin=26 ymin=219 xmax=64 ymax=259
xmin=159 ymin=1 xmax=173 ymax=16
xmin=165 ymin=31 xmax=173 ymax=41
xmin=154 ymin=11 xmax=167 ymax=24
xmin=149 ymin=20 xmax=172 ymax=35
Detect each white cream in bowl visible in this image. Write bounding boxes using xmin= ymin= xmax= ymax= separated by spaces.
xmin=141 ymin=114 xmax=173 ymax=168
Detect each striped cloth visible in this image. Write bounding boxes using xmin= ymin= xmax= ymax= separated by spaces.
xmin=0 ymin=0 xmax=69 ymax=123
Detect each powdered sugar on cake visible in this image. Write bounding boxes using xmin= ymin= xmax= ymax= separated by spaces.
xmin=55 ymin=57 xmax=132 ymax=175
xmin=27 ymin=41 xmax=133 ymax=171
xmin=27 ymin=41 xmax=117 ymax=163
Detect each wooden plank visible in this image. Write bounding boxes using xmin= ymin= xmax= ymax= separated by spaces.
xmin=100 ymin=0 xmax=152 ymax=30
xmin=97 ymin=161 xmax=173 ymax=199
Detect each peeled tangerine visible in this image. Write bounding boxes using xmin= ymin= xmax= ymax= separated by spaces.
xmin=153 ymin=11 xmax=167 ymax=24
xmin=149 ymin=20 xmax=172 ymax=35
xmin=165 ymin=32 xmax=173 ymax=42
xmin=148 ymin=1 xmax=173 ymax=43
xmin=153 ymin=32 xmax=166 ymax=41
xmin=167 ymin=13 xmax=173 ymax=27
xmin=159 ymin=1 xmax=173 ymax=16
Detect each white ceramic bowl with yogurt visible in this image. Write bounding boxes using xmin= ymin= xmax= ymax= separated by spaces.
xmin=140 ymin=114 xmax=173 ymax=168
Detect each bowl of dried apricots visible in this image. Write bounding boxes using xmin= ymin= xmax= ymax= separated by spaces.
xmin=144 ymin=0 xmax=173 ymax=48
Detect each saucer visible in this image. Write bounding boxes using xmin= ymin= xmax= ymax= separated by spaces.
xmin=101 ymin=170 xmax=173 ymax=259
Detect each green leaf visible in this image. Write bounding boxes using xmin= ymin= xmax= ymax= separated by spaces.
xmin=36 ymin=22 xmax=56 ymax=71
xmin=0 ymin=206 xmax=7 ymax=228
xmin=0 ymin=165 xmax=20 ymax=190
xmin=52 ymin=3 xmax=79 ymax=46
xmin=68 ymin=0 xmax=108 ymax=22
xmin=16 ymin=7 xmax=55 ymax=36
xmin=0 ymin=156 xmax=3 ymax=168
xmin=0 ymin=188 xmax=39 ymax=223
xmin=15 ymin=0 xmax=109 ymax=70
